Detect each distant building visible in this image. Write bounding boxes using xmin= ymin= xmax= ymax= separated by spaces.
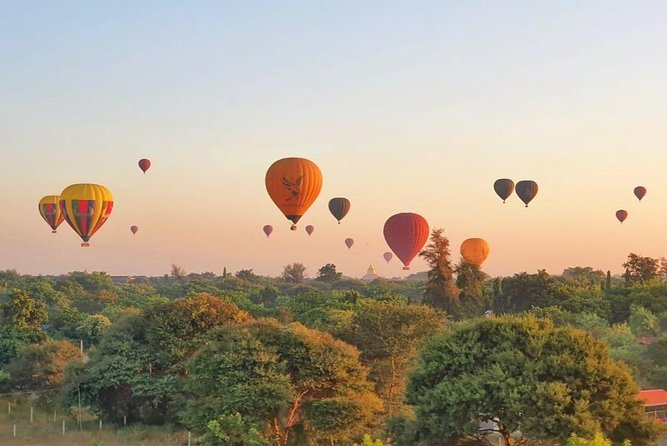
xmin=638 ymin=389 xmax=667 ymax=422
xmin=361 ymin=264 xmax=380 ymax=282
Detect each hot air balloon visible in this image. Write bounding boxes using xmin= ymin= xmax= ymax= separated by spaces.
xmin=515 ymin=180 xmax=538 ymax=207
xmin=59 ymin=184 xmax=114 ymax=247
xmin=383 ymin=213 xmax=429 ymax=270
xmin=305 ymin=225 xmax=315 ymax=236
xmin=263 ymin=225 xmax=273 ymax=238
xmin=130 ymin=225 xmax=139 ymax=235
xmin=634 ymin=186 xmax=646 ymax=202
xmin=38 ymin=195 xmax=64 ymax=233
xmin=328 ymin=197 xmax=351 ymax=223
xmin=616 ymin=210 xmax=628 ymax=223
xmin=383 ymin=252 xmax=393 ymax=263
xmin=345 ymin=238 xmax=354 ymax=249
xmin=265 ymin=157 xmax=323 ymax=230
xmin=138 ymin=159 xmax=151 ymax=174
xmin=460 ymin=238 xmax=490 ymax=266
xmin=493 ymin=179 xmax=514 ymax=203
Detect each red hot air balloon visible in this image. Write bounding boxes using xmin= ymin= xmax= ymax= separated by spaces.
xmin=345 ymin=238 xmax=354 ymax=249
xmin=130 ymin=225 xmax=139 ymax=235
xmin=383 ymin=252 xmax=393 ymax=263
xmin=263 ymin=225 xmax=273 ymax=238
xmin=305 ymin=225 xmax=315 ymax=236
xmin=383 ymin=213 xmax=429 ymax=270
xmin=138 ymin=159 xmax=151 ymax=174
xmin=616 ymin=210 xmax=628 ymax=223
xmin=634 ymin=186 xmax=646 ymax=202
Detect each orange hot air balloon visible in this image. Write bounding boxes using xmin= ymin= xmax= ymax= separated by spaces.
xmin=130 ymin=225 xmax=139 ymax=235
xmin=460 ymin=238 xmax=490 ymax=266
xmin=616 ymin=210 xmax=628 ymax=223
xmin=59 ymin=184 xmax=114 ymax=247
xmin=345 ymin=238 xmax=354 ymax=249
xmin=138 ymin=159 xmax=151 ymax=174
xmin=263 ymin=225 xmax=273 ymax=238
xmin=383 ymin=213 xmax=429 ymax=270
xmin=38 ymin=195 xmax=65 ymax=233
xmin=305 ymin=225 xmax=315 ymax=236
xmin=265 ymin=157 xmax=323 ymax=230
xmin=383 ymin=252 xmax=393 ymax=263
xmin=634 ymin=186 xmax=646 ymax=202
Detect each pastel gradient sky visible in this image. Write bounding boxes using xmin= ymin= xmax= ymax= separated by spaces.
xmin=1 ymin=1 xmax=666 ymax=278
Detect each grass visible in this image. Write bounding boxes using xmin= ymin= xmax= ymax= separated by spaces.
xmin=0 ymin=397 xmax=189 ymax=446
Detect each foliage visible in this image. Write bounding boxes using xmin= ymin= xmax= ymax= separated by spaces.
xmin=354 ymin=434 xmax=384 ymax=446
xmin=281 ymin=263 xmax=307 ymax=284
xmin=3 ymin=289 xmax=48 ymax=332
xmin=402 ymin=315 xmax=658 ymax=446
xmin=420 ymin=228 xmax=460 ymax=315
xmin=567 ymin=432 xmax=613 ymax=446
xmin=7 ymin=339 xmax=83 ymax=390
xmin=202 ymin=413 xmax=268 ymax=446
xmin=316 ymin=263 xmax=343 ymax=282
xmin=623 ymin=254 xmax=660 ymax=285
xmin=455 ymin=260 xmax=488 ymax=319
xmin=493 ymin=270 xmax=569 ymax=314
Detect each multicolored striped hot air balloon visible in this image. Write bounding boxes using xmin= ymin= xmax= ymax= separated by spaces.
xmin=38 ymin=195 xmax=65 ymax=233
xmin=59 ymin=184 xmax=114 ymax=247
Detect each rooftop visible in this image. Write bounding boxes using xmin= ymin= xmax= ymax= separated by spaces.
xmin=638 ymin=389 xmax=667 ymax=407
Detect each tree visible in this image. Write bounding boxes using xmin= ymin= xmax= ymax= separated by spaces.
xmin=203 ymin=413 xmax=268 ymax=446
xmin=628 ymin=305 xmax=658 ymax=337
xmin=281 ymin=263 xmax=307 ymax=284
xmin=316 ymin=263 xmax=342 ymax=282
xmin=400 ymin=315 xmax=658 ymax=446
xmin=493 ymin=270 xmax=568 ymax=314
xmin=337 ymin=301 xmax=445 ymax=417
xmin=455 ymin=260 xmax=488 ymax=319
xmin=7 ymin=339 xmax=83 ymax=390
xmin=181 ymin=319 xmax=383 ymax=445
xmin=622 ymin=254 xmax=659 ymax=285
xmin=3 ymin=289 xmax=47 ymax=332
xmin=236 ymin=269 xmax=259 ymax=282
xmin=419 ymin=229 xmax=459 ymax=314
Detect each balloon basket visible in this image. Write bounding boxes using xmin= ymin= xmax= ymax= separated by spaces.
xmin=52 ymin=230 xmax=57 ymax=234
xmin=81 ymin=242 xmax=90 ymax=247
xmin=290 ymin=225 xmax=297 ymax=231
xmin=403 ymin=266 xmax=410 ymax=270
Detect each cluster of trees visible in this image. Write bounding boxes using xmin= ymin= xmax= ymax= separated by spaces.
xmin=1 ymin=232 xmax=667 ymax=445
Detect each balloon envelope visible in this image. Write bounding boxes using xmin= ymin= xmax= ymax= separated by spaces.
xmin=383 ymin=213 xmax=429 ymax=270
xmin=515 ymin=180 xmax=538 ymax=207
xmin=263 ymin=225 xmax=273 ymax=238
xmin=138 ymin=158 xmax=151 ymax=173
xmin=493 ymin=179 xmax=514 ymax=203
xmin=345 ymin=238 xmax=354 ymax=249
xmin=305 ymin=225 xmax=315 ymax=236
xmin=634 ymin=186 xmax=646 ymax=201
xmin=59 ymin=184 xmax=114 ymax=247
xmin=616 ymin=210 xmax=628 ymax=223
xmin=383 ymin=252 xmax=393 ymax=263
xmin=38 ymin=195 xmax=64 ymax=233
xmin=328 ymin=197 xmax=351 ymax=223
xmin=460 ymin=238 xmax=490 ymax=266
xmin=130 ymin=225 xmax=139 ymax=234
xmin=265 ymin=157 xmax=323 ymax=230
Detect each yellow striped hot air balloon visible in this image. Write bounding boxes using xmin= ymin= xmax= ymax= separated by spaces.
xmin=59 ymin=184 xmax=114 ymax=247
xmin=38 ymin=195 xmax=65 ymax=233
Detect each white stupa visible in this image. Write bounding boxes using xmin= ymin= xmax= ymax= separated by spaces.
xmin=361 ymin=264 xmax=381 ymax=282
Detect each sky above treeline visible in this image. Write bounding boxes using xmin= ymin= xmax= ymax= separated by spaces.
xmin=1 ymin=1 xmax=666 ymax=279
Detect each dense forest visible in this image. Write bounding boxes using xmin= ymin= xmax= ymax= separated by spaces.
xmin=1 ymin=230 xmax=667 ymax=445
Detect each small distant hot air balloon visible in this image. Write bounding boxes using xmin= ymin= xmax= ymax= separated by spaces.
xmin=328 ymin=198 xmax=351 ymax=223
xmin=515 ymin=180 xmax=538 ymax=207
xmin=345 ymin=238 xmax=354 ymax=249
xmin=130 ymin=225 xmax=139 ymax=235
xmin=383 ymin=252 xmax=393 ymax=263
xmin=634 ymin=186 xmax=646 ymax=202
xmin=460 ymin=238 xmax=490 ymax=266
xmin=38 ymin=195 xmax=64 ymax=233
xmin=616 ymin=210 xmax=628 ymax=223
xmin=138 ymin=159 xmax=151 ymax=174
xmin=265 ymin=157 xmax=323 ymax=230
xmin=383 ymin=213 xmax=429 ymax=270
xmin=493 ymin=179 xmax=514 ymax=203
xmin=263 ymin=225 xmax=273 ymax=238
xmin=305 ymin=225 xmax=315 ymax=236
xmin=59 ymin=183 xmax=114 ymax=247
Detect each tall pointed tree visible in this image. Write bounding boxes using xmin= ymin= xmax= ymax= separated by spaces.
xmin=419 ymin=228 xmax=459 ymax=315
